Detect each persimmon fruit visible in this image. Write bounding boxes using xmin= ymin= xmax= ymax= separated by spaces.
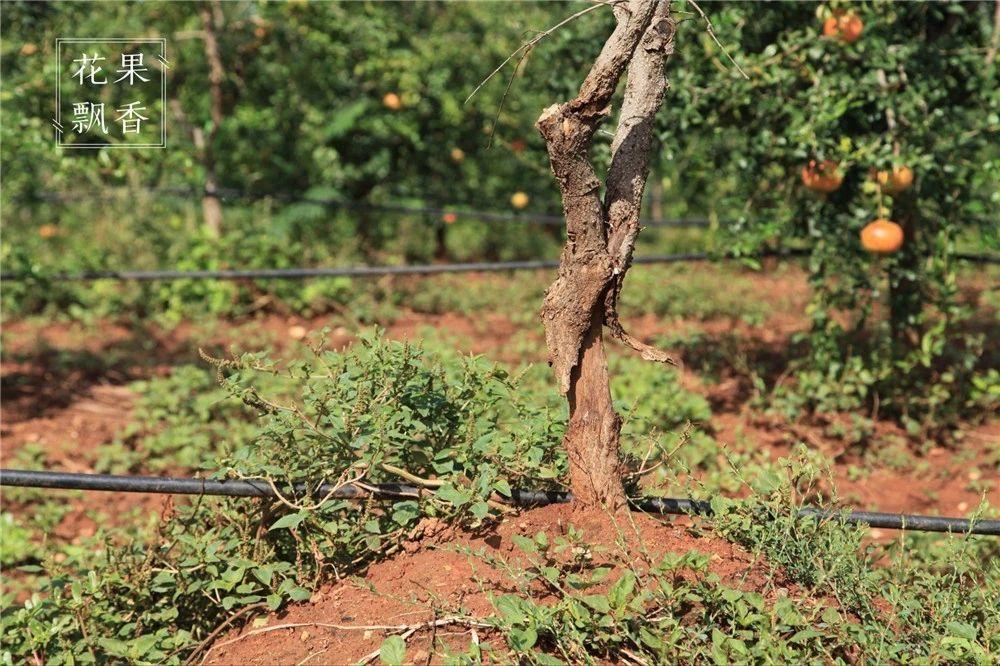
xmin=860 ymin=219 xmax=904 ymax=254
xmin=801 ymin=160 xmax=843 ymax=193
xmin=39 ymin=224 xmax=58 ymax=238
xmin=450 ymin=147 xmax=465 ymax=163
xmin=510 ymin=191 xmax=529 ymax=209
xmin=442 ymin=212 xmax=458 ymax=224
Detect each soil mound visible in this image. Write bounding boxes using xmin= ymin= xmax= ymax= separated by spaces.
xmin=206 ymin=504 xmax=789 ymax=665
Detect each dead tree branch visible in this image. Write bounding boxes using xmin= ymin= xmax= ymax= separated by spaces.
xmin=465 ymin=1 xmax=615 ymax=106
xmin=685 ymin=0 xmax=748 ymax=80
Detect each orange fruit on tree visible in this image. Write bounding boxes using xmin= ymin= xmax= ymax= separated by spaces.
xmin=382 ymin=92 xmax=402 ymax=111
xmin=510 ymin=191 xmax=529 ymax=209
xmin=837 ymin=14 xmax=863 ymax=43
xmin=20 ymin=43 xmax=38 ymax=56
xmin=823 ymin=12 xmax=863 ymax=43
xmin=442 ymin=212 xmax=458 ymax=224
xmin=875 ymin=165 xmax=913 ymax=194
xmin=823 ymin=17 xmax=840 ymax=39
xmin=38 ymin=224 xmax=58 ymax=238
xmin=860 ymin=219 xmax=904 ymax=254
xmin=450 ymin=147 xmax=465 ymax=163
xmin=801 ymin=160 xmax=843 ymax=193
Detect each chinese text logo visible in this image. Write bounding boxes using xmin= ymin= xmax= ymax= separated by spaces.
xmin=54 ymin=38 xmax=167 ymax=148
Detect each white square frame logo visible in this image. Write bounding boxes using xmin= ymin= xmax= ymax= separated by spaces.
xmin=54 ymin=37 xmax=168 ymax=149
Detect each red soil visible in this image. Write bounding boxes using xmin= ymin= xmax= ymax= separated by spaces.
xmin=709 ymin=413 xmax=999 ymax=521
xmin=204 ymin=503 xmax=796 ymax=665
xmin=3 ymin=293 xmax=996 ymax=548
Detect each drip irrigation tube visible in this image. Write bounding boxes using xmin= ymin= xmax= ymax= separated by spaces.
xmin=26 ymin=188 xmax=710 ymax=229
xmin=0 ymin=250 xmax=809 ymax=283
xmin=3 ymin=250 xmax=995 ymax=284
xmin=955 ymin=252 xmax=1000 ymax=265
xmin=293 ymin=197 xmax=710 ymax=229
xmin=2 ymin=469 xmax=997 ymax=536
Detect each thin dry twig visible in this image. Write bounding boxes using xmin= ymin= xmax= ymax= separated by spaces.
xmin=296 ymin=650 xmax=328 ymax=666
xmin=230 ymin=466 xmax=366 ymax=512
xmin=685 ymin=0 xmax=749 ymax=79
xmin=486 ymin=45 xmax=532 ymax=148
xmin=379 ymin=463 xmax=443 ymax=488
xmin=465 ymin=1 xmax=614 ymax=105
xmin=184 ymin=602 xmax=267 ymax=666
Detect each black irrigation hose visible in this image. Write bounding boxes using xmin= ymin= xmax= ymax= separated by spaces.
xmin=4 ymin=250 xmax=995 ymax=284
xmin=955 ymin=252 xmax=1000 ymax=265
xmin=295 ymin=197 xmax=710 ymax=229
xmin=0 ymin=250 xmax=810 ymax=283
xmin=26 ymin=188 xmax=710 ymax=229
xmin=2 ymin=469 xmax=997 ymax=536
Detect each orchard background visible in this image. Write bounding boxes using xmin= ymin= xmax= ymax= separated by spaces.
xmin=4 ymin=2 xmax=996 ymax=431
xmin=1 ymin=1 xmax=999 ymax=663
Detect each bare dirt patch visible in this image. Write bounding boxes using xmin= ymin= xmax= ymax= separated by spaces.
xmin=712 ymin=412 xmax=1000 ymax=520
xmin=206 ymin=503 xmax=794 ymax=665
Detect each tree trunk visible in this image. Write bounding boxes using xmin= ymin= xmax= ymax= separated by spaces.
xmin=199 ymin=1 xmax=225 ymax=236
xmin=565 ymin=303 xmax=627 ymax=513
xmin=202 ymin=175 xmax=224 ymax=237
xmin=536 ymin=0 xmax=675 ymax=515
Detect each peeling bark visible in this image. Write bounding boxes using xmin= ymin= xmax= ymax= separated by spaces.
xmin=537 ymin=0 xmax=675 ymax=513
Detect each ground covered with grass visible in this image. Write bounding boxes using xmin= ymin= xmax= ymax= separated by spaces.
xmin=2 ymin=262 xmax=997 ymax=664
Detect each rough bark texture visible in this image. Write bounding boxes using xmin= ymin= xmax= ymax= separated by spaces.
xmin=537 ymin=0 xmax=675 ymax=513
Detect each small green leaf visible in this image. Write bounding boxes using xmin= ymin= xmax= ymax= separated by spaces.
xmin=97 ymin=638 xmax=130 ymax=656
xmin=470 ymin=501 xmax=490 ymax=520
xmin=946 ymin=622 xmax=977 ymax=641
xmin=132 ymin=634 xmax=159 ymax=656
xmin=508 ymin=627 xmax=537 ymax=652
xmin=435 ymin=483 xmax=471 ymax=508
xmin=379 ymin=635 xmax=406 ymax=666
xmin=492 ymin=479 xmax=512 ymax=497
xmin=287 ymin=586 xmax=311 ymax=601
xmin=608 ymin=571 xmax=636 ymax=609
xmin=511 ymin=534 xmax=537 ymax=556
xmin=495 ymin=594 xmax=526 ymax=622
xmin=269 ymin=511 xmax=308 ymax=531
xmin=581 ymin=594 xmax=611 ymax=613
